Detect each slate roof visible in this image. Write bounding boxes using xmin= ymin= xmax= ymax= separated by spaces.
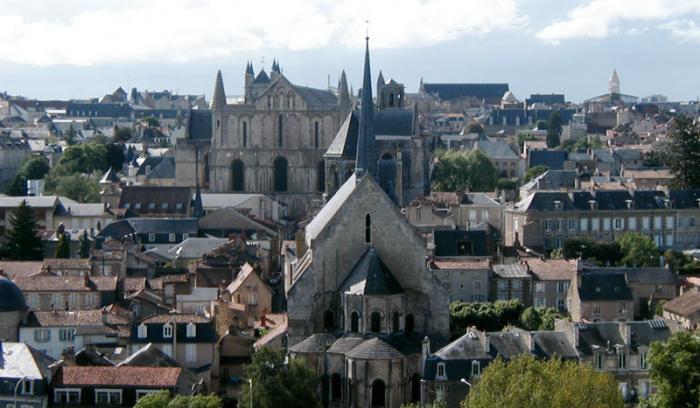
xmin=55 ymin=366 xmax=183 ymax=387
xmin=433 ymin=229 xmax=489 ymax=257
xmin=528 ymin=150 xmax=567 ymax=170
xmin=117 ymin=186 xmax=192 ymax=215
xmin=305 ymin=174 xmax=359 ymax=241
xmin=532 ymin=331 xmax=579 ymax=359
xmin=526 ymin=94 xmax=566 ymax=105
xmin=662 ymin=290 xmax=700 ymax=317
xmin=574 ymin=320 xmax=669 ymax=355
xmin=14 ymin=275 xmax=117 ymax=292
xmin=474 ymin=137 xmax=518 ymax=160
xmin=586 ymin=266 xmax=676 ymax=286
xmin=425 ymin=331 xmax=490 ymax=380
xmin=253 ymin=70 xmax=270 ymax=84
xmin=339 ymin=247 xmax=403 ymax=295
xmin=670 ymin=190 xmax=700 ymax=209
xmin=136 ymin=157 xmax=176 ymax=179
xmin=374 ymin=110 xmax=415 ymax=135
xmin=117 ymin=343 xmax=180 ymax=367
xmin=422 ymin=83 xmax=509 ymax=103
xmin=325 ymin=110 xmax=415 ymax=159
xmin=291 ymin=85 xmax=337 ymax=106
xmin=288 ymin=333 xmax=338 ymax=353
xmin=492 ymin=263 xmax=530 ymax=279
xmin=188 ymin=109 xmax=212 ymax=141
xmin=345 ymin=337 xmax=404 ymax=359
xmin=488 ymin=331 xmax=528 ymax=358
xmin=168 ymin=237 xmax=228 ymax=260
xmin=577 ymin=273 xmax=633 ymax=301
xmin=327 ymin=336 xmax=367 ymax=354
xmin=522 ymin=170 xmax=577 ymax=191
xmin=66 ymin=103 xmax=132 ymax=118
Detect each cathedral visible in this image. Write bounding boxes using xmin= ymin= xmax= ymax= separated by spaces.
xmin=286 ymin=39 xmax=449 ymax=408
xmin=207 ymin=60 xmax=352 ymax=217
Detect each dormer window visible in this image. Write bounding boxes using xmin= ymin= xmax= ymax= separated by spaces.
xmin=471 ymin=360 xmax=481 ymax=377
xmin=186 ymin=323 xmax=196 ymax=338
xmin=437 ymin=362 xmax=446 ymax=379
xmin=163 ymin=323 xmax=173 ymax=338
xmin=137 ymin=323 xmax=147 ymax=338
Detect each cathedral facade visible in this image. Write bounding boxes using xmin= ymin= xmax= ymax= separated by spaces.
xmin=207 ymin=62 xmax=352 ymax=217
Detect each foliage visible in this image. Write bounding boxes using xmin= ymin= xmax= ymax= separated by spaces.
xmin=518 ymin=307 xmax=562 ymax=331
xmin=5 ymin=174 xmax=27 ymax=196
xmin=519 ymin=307 xmax=541 ymax=331
xmin=113 ymin=126 xmax=133 ymax=142
xmin=432 ymin=149 xmax=497 ymax=192
xmin=65 ymin=124 xmax=77 ymax=146
xmin=550 ymin=248 xmax=564 ymax=259
xmin=238 ymin=348 xmax=321 ymax=408
xmin=517 ymin=133 xmax=537 ymax=151
xmin=55 ymin=233 xmax=71 ymax=258
xmin=79 ymin=231 xmax=91 ymax=258
xmin=523 ymin=165 xmax=549 ymax=183
xmin=560 ymin=136 xmax=602 ymax=153
xmin=133 ymin=391 xmax=221 ymax=408
xmin=450 ymin=300 xmax=524 ymax=336
xmin=462 ymin=355 xmax=623 ymax=408
xmin=143 ymin=116 xmax=161 ymax=127
xmin=617 ymin=233 xmax=660 ymax=267
xmin=47 ymin=172 xmax=101 ymax=203
xmin=467 ymin=122 xmax=484 ymax=134
xmin=402 ymin=402 xmax=447 ymax=408
xmin=496 ymin=178 xmax=518 ymax=190
xmin=666 ymin=115 xmax=700 ymax=189
xmin=546 ymin=111 xmax=562 ymax=148
xmin=0 ymin=200 xmax=44 ymax=260
xmin=105 ymin=143 xmax=126 ymax=172
xmin=643 ymin=150 xmax=665 ymax=167
xmin=646 ymin=331 xmax=700 ymax=408
xmin=561 ymin=237 xmax=623 ymax=265
xmin=663 ymin=250 xmax=700 ymax=275
xmin=56 ymin=143 xmax=109 ymax=174
xmin=535 ymin=120 xmax=548 ymax=130
xmin=21 ymin=156 xmax=51 ymax=179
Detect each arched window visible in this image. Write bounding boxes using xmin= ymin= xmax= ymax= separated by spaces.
xmin=350 ymin=311 xmax=359 ymax=333
xmin=371 ymin=380 xmax=386 ymax=407
xmin=317 ymin=160 xmax=325 ymax=193
xmin=314 ymin=121 xmax=320 ymax=149
xmin=331 ymin=374 xmax=342 ymax=401
xmin=370 ymin=312 xmax=381 ymax=333
xmin=392 ymin=311 xmax=400 ymax=333
xmin=273 ymin=157 xmax=288 ymax=192
xmin=242 ymin=121 xmax=247 ymax=147
xmin=278 ymin=115 xmax=283 ymax=147
xmin=323 ymin=310 xmax=334 ymax=331
xmin=365 ymin=214 xmax=371 ymax=244
xmin=405 ymin=314 xmax=415 ymax=334
xmin=231 ymin=160 xmax=245 ymax=192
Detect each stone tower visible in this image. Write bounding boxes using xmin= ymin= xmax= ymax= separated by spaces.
xmin=609 ymin=69 xmax=620 ymax=94
xmin=244 ymin=62 xmax=254 ymax=103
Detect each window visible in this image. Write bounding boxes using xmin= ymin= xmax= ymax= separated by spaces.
xmin=618 ymin=351 xmax=626 ymax=369
xmin=544 ymin=219 xmax=553 ymax=231
xmin=272 ymin=157 xmax=288 ymax=192
xmin=392 ymin=311 xmax=400 ymax=332
xmin=667 ymin=216 xmax=676 ymax=229
xmin=580 ymin=217 xmax=588 ymax=231
xmin=350 ymin=311 xmax=359 ymax=333
xmin=148 ymin=202 xmax=155 ymax=210
xmin=535 ymin=282 xmax=545 ymax=293
xmin=163 ymin=323 xmax=173 ymax=338
xmin=242 ymin=121 xmax=248 ymax=147
xmin=182 ymin=233 xmax=189 ymax=240
xmin=148 ymin=233 xmax=155 ymax=242
xmin=593 ymin=302 xmax=601 ymax=314
xmin=370 ymin=312 xmax=381 ymax=333
xmin=34 ymin=329 xmax=50 ymax=342
xmin=317 ymin=160 xmax=325 ymax=193
xmin=323 ymin=310 xmax=334 ymax=331
xmin=95 ymin=389 xmax=121 ymax=405
xmin=231 ymin=160 xmax=245 ymax=192
xmin=603 ymin=218 xmax=611 ymax=231
xmin=27 ymin=293 xmax=39 ymax=309
xmin=134 ymin=203 xmax=142 ymax=210
xmin=314 ymin=121 xmax=319 ymax=149
xmin=471 ymin=360 xmax=481 ymax=377
xmin=137 ymin=324 xmax=147 ymax=338
xmin=365 ymin=214 xmax=371 ymax=243
xmin=640 ymin=352 xmax=647 ymax=369
xmin=54 ymin=389 xmax=80 ymax=404
xmin=512 ymin=280 xmax=522 ymax=290
xmin=618 ymin=301 xmax=626 ymax=314
xmin=186 ymin=323 xmax=196 ymax=338
xmin=535 ymin=297 xmax=545 ymax=308
xmin=557 ymin=298 xmax=566 ymax=310
xmin=84 ymin=293 xmax=96 ymax=308
xmin=568 ymin=218 xmax=577 ymax=231
xmin=405 ymin=314 xmax=415 ymax=333
xmin=437 ymin=363 xmax=446 ymax=378
xmin=51 ymin=293 xmax=63 ymax=309
xmin=591 ymin=218 xmax=600 ymax=231
xmin=654 ymin=216 xmax=662 ymax=230
xmin=169 ymin=233 xmax=176 ymax=243
xmin=68 ymin=293 xmax=80 ymax=309
xmin=176 ymin=203 xmax=183 ymax=210
xmin=278 ymin=115 xmax=283 ymax=147
xmin=497 ymin=280 xmax=508 ymax=290
xmin=628 ymin=217 xmax=637 ymax=230
xmin=614 ymin=218 xmax=623 ymax=230
xmin=557 ymin=218 xmax=565 ymax=231
xmin=161 ymin=203 xmax=168 ymax=210
xmin=557 ymin=281 xmax=569 ymax=293
xmin=137 ymin=390 xmax=161 ymax=400
xmin=20 ymin=380 xmax=33 ymax=396
xmin=59 ymin=329 xmax=74 ymax=342
xmin=186 ymin=343 xmax=197 ymax=362
xmin=642 ymin=216 xmax=650 ymax=230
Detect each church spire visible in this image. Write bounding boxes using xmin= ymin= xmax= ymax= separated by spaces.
xmin=338 ymin=70 xmax=351 ymax=110
xmin=609 ymin=68 xmax=620 ymax=94
xmin=377 ymin=70 xmax=385 ymax=94
xmin=355 ymin=36 xmax=376 ymax=179
xmin=212 ymin=70 xmax=226 ymax=112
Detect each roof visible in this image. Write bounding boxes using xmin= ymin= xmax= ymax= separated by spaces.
xmin=42 ymin=258 xmax=90 ymax=271
xmin=526 ymin=259 xmax=576 ymax=281
xmin=136 ymin=157 xmax=176 ymax=179
xmin=55 ymin=366 xmax=183 ymax=387
xmin=117 ymin=186 xmax=192 ymax=215
xmin=226 ymin=263 xmax=267 ymax=294
xmin=0 ymin=343 xmax=55 ymax=380
xmin=670 ymin=190 xmax=700 ymax=209
xmin=345 ymin=337 xmax=404 ymax=359
xmin=492 ymin=263 xmax=530 ymax=279
xmin=25 ymin=309 xmax=128 ymax=327
xmin=288 ymin=333 xmax=338 ymax=354
xmin=117 ymin=343 xmax=179 ymax=367
xmin=327 ymin=336 xmax=367 ymax=354
xmin=325 ymin=110 xmax=415 ymax=159
xmin=422 ymin=83 xmax=509 ymax=102
xmin=305 ymin=173 xmax=359 ymax=241
xmin=168 ymin=237 xmax=228 ymax=260
xmin=141 ymin=314 xmax=210 ymax=324
xmin=474 ymin=138 xmax=518 ymax=160
xmin=54 ymin=202 xmax=108 ymax=217
xmin=586 ymin=266 xmax=676 ymax=286
xmin=430 ymin=259 xmax=490 ymax=271
xmin=578 ymin=273 xmax=633 ymax=301
xmin=188 ymin=109 xmax=212 ymax=141
xmin=0 ymin=262 xmax=43 ymax=278
xmin=0 ymin=195 xmax=59 ymax=208
xmin=291 ymin=85 xmax=337 ymax=106
xmin=0 ymin=276 xmax=28 ymax=312
xmin=528 ymin=150 xmax=567 ymax=170
xmin=433 ymin=229 xmax=490 ymax=257
xmin=66 ymin=103 xmax=132 ymax=118
xmin=99 ymin=218 xmax=198 ymax=240
xmin=662 ymin=290 xmax=700 ymax=317
xmin=575 ymin=320 xmax=669 ymax=355
xmin=339 ymin=247 xmax=404 ymax=295
xmin=14 ymin=275 xmax=117 ymax=292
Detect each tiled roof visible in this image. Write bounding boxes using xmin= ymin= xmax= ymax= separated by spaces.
xmin=26 ymin=309 xmax=128 ymax=327
xmin=141 ymin=313 xmax=210 ymax=324
xmin=289 ymin=333 xmax=338 ymax=353
xmin=327 ymin=336 xmax=366 ymax=354
xmin=345 ymin=337 xmax=404 ymax=359
xmin=662 ymin=290 xmax=700 ymax=317
xmin=56 ymin=366 xmax=182 ymax=387
xmin=14 ymin=275 xmax=117 ymax=292
xmin=0 ymin=261 xmax=43 ymax=278
xmin=42 ymin=258 xmax=90 ymax=271
xmin=422 ymin=83 xmax=509 ymax=102
xmin=292 ymin=85 xmax=337 ymax=106
xmin=431 ymin=259 xmax=490 ymax=270
xmin=526 ymin=258 xmax=576 ymax=281
xmin=492 ymin=263 xmax=530 ymax=279
xmin=123 ymin=277 xmax=147 ymax=293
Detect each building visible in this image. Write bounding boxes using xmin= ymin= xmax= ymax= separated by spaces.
xmin=405 ymin=192 xmax=502 ymax=234
xmin=567 ymin=267 xmax=634 ymax=322
xmin=97 ymin=218 xmax=199 ymax=251
xmin=429 ymin=259 xmax=490 ymax=302
xmin=220 ymin=263 xmax=273 ymax=328
xmin=0 ymin=274 xmax=29 ymax=341
xmin=0 ymin=342 xmax=56 ymax=408
xmin=117 ymin=186 xmax=193 ymax=217
xmin=661 ymin=289 xmax=700 ymax=330
xmin=0 ymin=136 xmax=31 ymax=189
xmin=204 ymin=61 xmax=351 ymax=218
xmin=14 ymin=272 xmax=117 ymax=312
xmin=527 ymin=258 xmax=574 ymax=310
xmin=490 ymin=263 xmax=532 ymax=306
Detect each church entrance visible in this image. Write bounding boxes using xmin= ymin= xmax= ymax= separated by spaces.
xmin=371 ymin=379 xmax=386 ymax=407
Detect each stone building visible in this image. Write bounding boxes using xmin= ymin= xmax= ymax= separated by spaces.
xmin=206 ymin=61 xmax=352 ymax=217
xmin=0 ymin=274 xmax=28 ymax=341
xmin=286 ymin=39 xmax=449 ymax=408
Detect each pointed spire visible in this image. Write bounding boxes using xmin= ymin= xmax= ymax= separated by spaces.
xmin=192 ymin=145 xmax=204 ymax=218
xmin=338 ymin=70 xmax=351 ymax=109
xmin=246 ymin=61 xmax=254 ymax=76
xmin=212 ymin=70 xmax=226 ymax=111
xmin=377 ymin=70 xmax=385 ymax=93
xmin=609 ymin=68 xmax=620 ymax=94
xmin=356 ymin=36 xmax=376 ymax=179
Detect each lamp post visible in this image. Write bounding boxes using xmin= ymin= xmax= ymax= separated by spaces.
xmin=460 ymin=378 xmax=472 ymax=398
xmin=14 ymin=376 xmax=29 ymax=408
xmin=248 ymin=378 xmax=253 ymax=408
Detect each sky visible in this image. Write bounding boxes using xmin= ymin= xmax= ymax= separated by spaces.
xmin=1 ymin=0 xmax=700 ymax=103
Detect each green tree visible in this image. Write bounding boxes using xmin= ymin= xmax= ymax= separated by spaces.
xmin=450 ymin=300 xmax=524 ymax=336
xmin=517 ymin=133 xmax=537 ymax=151
xmin=663 ymin=250 xmax=700 ymax=275
xmin=79 ymin=231 xmax=91 ymax=258
xmin=519 ymin=307 xmax=542 ymax=331
xmin=432 ymin=150 xmax=498 ymax=192
xmin=546 ymin=111 xmax=562 ymax=148
xmin=113 ymin=126 xmax=133 ymax=142
xmin=617 ymin=233 xmax=660 ymax=267
xmin=55 ymin=232 xmax=71 ymax=258
xmin=21 ymin=156 xmax=50 ymax=179
xmin=523 ymin=165 xmax=549 ymax=183
xmin=402 ymin=402 xmax=447 ymax=408
xmin=667 ymin=115 xmax=700 ymax=189
xmin=239 ymin=348 xmax=321 ymax=408
xmin=465 ymin=150 xmax=498 ymax=191
xmin=535 ymin=120 xmax=548 ymax=130
xmin=65 ymin=124 xmax=77 ymax=146
xmin=5 ymin=174 xmax=27 ymax=196
xmin=537 ymin=308 xmax=562 ymax=331
xmin=496 ymin=178 xmax=518 ymax=191
xmin=105 ymin=143 xmax=125 ymax=172
xmin=0 ymin=200 xmax=44 ymax=260
xmin=133 ymin=391 xmax=221 ymax=408
xmin=462 ymin=355 xmax=623 ymax=408
xmin=47 ymin=172 xmax=101 ymax=203
xmin=645 ymin=331 xmax=700 ymax=408
xmin=561 ymin=237 xmax=623 ymax=265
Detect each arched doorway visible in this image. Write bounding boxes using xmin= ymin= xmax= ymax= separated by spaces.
xmin=371 ymin=379 xmax=386 ymax=407
xmin=370 ymin=312 xmax=381 ymax=333
xmin=323 ymin=310 xmax=334 ymax=331
xmin=411 ymin=373 xmax=421 ymax=403
xmin=331 ymin=373 xmax=342 ymax=402
xmin=230 ymin=159 xmax=244 ymax=192
xmin=273 ymin=157 xmax=288 ymax=192
xmin=405 ymin=314 xmax=415 ymax=334
xmin=350 ymin=311 xmax=359 ymax=333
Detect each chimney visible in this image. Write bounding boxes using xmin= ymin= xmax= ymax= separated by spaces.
xmin=619 ymin=321 xmax=631 ymax=346
xmin=588 ymin=200 xmax=597 ymax=210
xmin=295 ymin=230 xmax=307 ymax=258
xmin=480 ymin=331 xmax=490 ymax=353
xmin=421 ymin=336 xmax=431 ymax=372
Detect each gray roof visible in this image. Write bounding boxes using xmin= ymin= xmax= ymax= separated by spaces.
xmin=422 ymin=83 xmax=509 ymax=103
xmin=54 ymin=203 xmax=107 ymax=217
xmin=327 ymin=336 xmax=366 ymax=354
xmin=488 ymin=332 xmax=528 ymax=359
xmin=522 ymin=170 xmax=577 ymax=191
xmin=325 ymin=110 xmax=415 ymax=159
xmin=433 ymin=331 xmax=490 ymax=360
xmin=578 ymin=273 xmax=633 ymax=301
xmin=474 ymin=137 xmax=518 ymax=160
xmin=137 ymin=157 xmax=176 ymax=180
xmin=167 ymin=237 xmax=228 ymax=259
xmin=345 ymin=337 xmax=404 ymax=359
xmin=0 ymin=196 xmax=60 ymax=208
xmin=291 ymin=85 xmax=337 ymax=106
xmin=575 ymin=320 xmax=670 ymax=355
xmin=288 ymin=333 xmax=338 ymax=354
xmin=585 ymin=266 xmax=676 ymax=286
xmin=306 ymin=173 xmax=359 ymax=242
xmin=339 ymin=247 xmax=403 ymax=295
xmin=117 ymin=343 xmax=180 ymax=367
xmin=0 ymin=343 xmax=55 ymax=380
xmin=532 ymin=331 xmax=578 ymax=359
xmin=492 ymin=263 xmax=530 ymax=279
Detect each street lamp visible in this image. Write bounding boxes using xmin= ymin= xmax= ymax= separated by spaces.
xmin=460 ymin=378 xmax=472 ymax=388
xmin=14 ymin=376 xmax=29 ymax=408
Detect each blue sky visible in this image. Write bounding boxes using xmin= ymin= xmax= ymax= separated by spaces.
xmin=1 ymin=0 xmax=700 ymax=102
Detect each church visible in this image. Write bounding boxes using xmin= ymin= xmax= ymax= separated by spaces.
xmin=285 ymin=39 xmax=449 ymax=408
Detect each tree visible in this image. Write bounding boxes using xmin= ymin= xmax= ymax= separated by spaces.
xmin=546 ymin=111 xmax=562 ymax=148
xmin=462 ymin=355 xmax=623 ymax=408
xmin=21 ymin=156 xmax=50 ymax=179
xmin=496 ymin=178 xmax=518 ymax=191
xmin=55 ymin=232 xmax=71 ymax=258
xmin=105 ymin=143 xmax=125 ymax=172
xmin=0 ymin=200 xmax=44 ymax=260
xmin=517 ymin=133 xmax=537 ymax=151
xmin=432 ymin=150 xmax=497 ymax=192
xmin=113 ymin=126 xmax=133 ymax=143
xmin=561 ymin=237 xmax=623 ymax=266
xmin=666 ymin=115 xmax=700 ymax=189
xmin=468 ymin=122 xmax=484 ymax=134
xmin=238 ymin=348 xmax=321 ymax=408
xmin=535 ymin=120 xmax=548 ymax=130
xmin=48 ymin=172 xmax=101 ymax=203
xmin=65 ymin=124 xmax=77 ymax=146
xmin=465 ymin=150 xmax=498 ymax=191
xmin=663 ymin=250 xmax=700 ymax=275
xmin=645 ymin=331 xmax=700 ymax=408
xmin=133 ymin=391 xmax=221 ymax=408
xmin=523 ymin=165 xmax=549 ymax=183
xmin=79 ymin=231 xmax=91 ymax=258
xmin=5 ymin=174 xmax=27 ymax=196
xmin=143 ymin=116 xmax=161 ymax=128
xmin=519 ymin=307 xmax=542 ymax=331
xmin=402 ymin=402 xmax=447 ymax=408
xmin=450 ymin=300 xmax=524 ymax=336
xmin=617 ymin=233 xmax=660 ymax=267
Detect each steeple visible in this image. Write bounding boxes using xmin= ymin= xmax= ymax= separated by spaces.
xmin=246 ymin=61 xmax=254 ymax=76
xmin=212 ymin=70 xmax=226 ymax=112
xmin=355 ymin=37 xmax=377 ymax=179
xmin=609 ymin=68 xmax=620 ymax=94
xmin=192 ymin=145 xmax=204 ymax=218
xmin=377 ymin=70 xmax=385 ymax=95
xmin=338 ymin=70 xmax=351 ymax=110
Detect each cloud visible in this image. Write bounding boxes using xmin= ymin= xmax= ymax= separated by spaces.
xmin=662 ymin=19 xmax=700 ymax=42
xmin=0 ymin=0 xmax=527 ymax=66
xmin=536 ymin=0 xmax=700 ymax=43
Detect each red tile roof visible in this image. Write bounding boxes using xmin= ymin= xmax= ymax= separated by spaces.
xmin=526 ymin=258 xmax=576 ymax=281
xmin=57 ymin=366 xmax=182 ymax=387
